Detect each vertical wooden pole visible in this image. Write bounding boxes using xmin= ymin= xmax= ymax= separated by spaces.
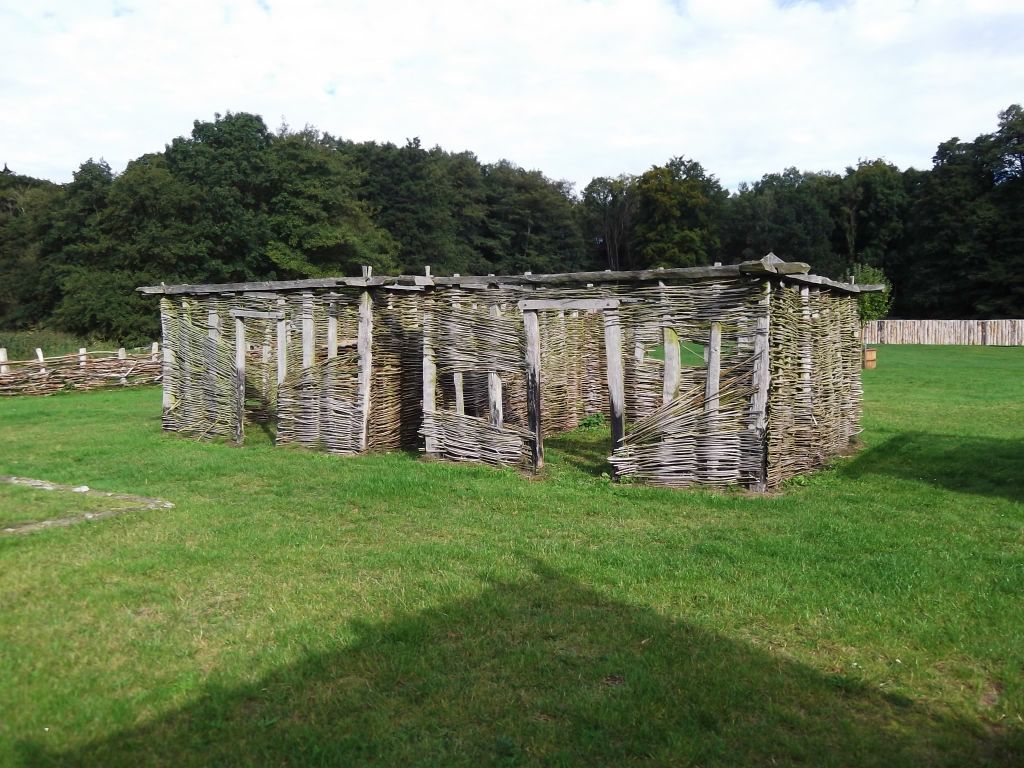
xmin=36 ymin=348 xmax=46 ymax=374
xmin=357 ymin=290 xmax=373 ymax=451
xmin=454 ymin=372 xmax=465 ymax=414
xmin=78 ymin=347 xmax=88 ymax=368
xmin=301 ymin=293 xmax=315 ymax=370
xmin=207 ymin=311 xmax=221 ymax=342
xmin=422 ymin=305 xmax=438 ymax=455
xmin=151 ymin=342 xmax=159 ymax=361
xmin=327 ymin=311 xmax=338 ymax=360
xmin=488 ymin=304 xmax=504 ymax=427
xmin=604 ymin=309 xmax=626 ymax=466
xmin=276 ymin=319 xmax=287 ymax=385
xmin=750 ymin=284 xmax=771 ymax=492
xmin=662 ymin=326 xmax=681 ymax=404
xmin=0 ymin=348 xmax=8 ymax=375
xmin=160 ymin=300 xmax=174 ymax=411
xmin=234 ymin=317 xmax=246 ymax=444
xmin=705 ymin=321 xmax=722 ymax=413
xmin=118 ymin=347 xmax=127 ymax=385
xmin=524 ymin=309 xmax=543 ymax=469
xmin=235 ymin=319 xmax=246 ymax=379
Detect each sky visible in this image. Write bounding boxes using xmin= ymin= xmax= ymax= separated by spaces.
xmin=1 ymin=0 xmax=1022 ymax=192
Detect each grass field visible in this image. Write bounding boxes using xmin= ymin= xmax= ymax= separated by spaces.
xmin=0 ymin=345 xmax=1021 ymax=766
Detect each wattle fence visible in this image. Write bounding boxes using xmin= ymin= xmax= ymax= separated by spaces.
xmin=863 ymin=319 xmax=1024 ymax=346
xmin=0 ymin=344 xmax=162 ymax=396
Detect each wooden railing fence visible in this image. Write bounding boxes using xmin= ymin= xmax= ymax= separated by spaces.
xmin=863 ymin=319 xmax=1024 ymax=346
xmin=0 ymin=344 xmax=162 ymax=396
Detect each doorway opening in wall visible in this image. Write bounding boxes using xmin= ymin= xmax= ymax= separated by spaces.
xmin=519 ymin=298 xmax=623 ymax=480
xmin=230 ymin=309 xmax=286 ymax=447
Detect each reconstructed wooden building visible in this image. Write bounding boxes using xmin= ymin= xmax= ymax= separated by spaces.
xmin=139 ymin=254 xmax=881 ymax=491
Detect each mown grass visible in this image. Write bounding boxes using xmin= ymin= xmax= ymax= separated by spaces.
xmin=0 ymin=345 xmax=1021 ymax=766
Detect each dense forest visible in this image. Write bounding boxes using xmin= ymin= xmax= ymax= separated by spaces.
xmin=1 ymin=105 xmax=1021 ymax=344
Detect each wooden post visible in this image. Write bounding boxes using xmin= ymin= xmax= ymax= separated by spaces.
xmin=150 ymin=342 xmax=159 ymax=361
xmin=706 ymin=321 xmax=722 ymax=413
xmin=78 ymin=347 xmax=88 ymax=368
xmin=207 ymin=311 xmax=221 ymax=342
xmin=235 ymin=317 xmax=246 ymax=444
xmin=357 ymin=290 xmax=373 ymax=451
xmin=750 ymin=292 xmax=771 ymax=492
xmin=422 ymin=306 xmax=438 ymax=455
xmin=160 ymin=300 xmax=173 ymax=411
xmin=0 ymin=348 xmax=8 ymax=375
xmin=276 ymin=318 xmax=287 ymax=385
xmin=235 ymin=318 xmax=246 ymax=379
xmin=302 ymin=293 xmax=315 ymax=370
xmin=604 ymin=309 xmax=626 ymax=465
xmin=327 ymin=311 xmax=338 ymax=360
xmin=118 ymin=347 xmax=127 ymax=385
xmin=36 ymin=348 xmax=46 ymax=375
xmin=524 ymin=309 xmax=543 ymax=469
xmin=662 ymin=326 xmax=681 ymax=404
xmin=488 ymin=304 xmax=504 ymax=428
xmin=454 ymin=372 xmax=465 ymax=414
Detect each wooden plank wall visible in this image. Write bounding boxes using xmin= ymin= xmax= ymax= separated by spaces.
xmin=863 ymin=319 xmax=1024 ymax=346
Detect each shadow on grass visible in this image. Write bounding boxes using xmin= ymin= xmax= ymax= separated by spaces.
xmin=546 ymin=427 xmax=612 ymax=478
xmin=23 ymin=563 xmax=1019 ymax=767
xmin=842 ymin=432 xmax=1024 ymax=503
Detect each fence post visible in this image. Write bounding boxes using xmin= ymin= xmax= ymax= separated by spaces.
xmin=79 ymin=347 xmax=88 ymax=368
xmin=118 ymin=347 xmax=127 ymax=385
xmin=36 ymin=348 xmax=46 ymax=375
xmin=0 ymin=348 xmax=8 ymax=375
xmin=150 ymin=342 xmax=159 ymax=361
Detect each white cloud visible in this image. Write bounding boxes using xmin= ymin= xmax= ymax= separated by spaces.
xmin=1 ymin=0 xmax=1022 ymax=190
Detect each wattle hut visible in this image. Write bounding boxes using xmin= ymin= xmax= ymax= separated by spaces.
xmin=139 ymin=254 xmax=881 ymax=491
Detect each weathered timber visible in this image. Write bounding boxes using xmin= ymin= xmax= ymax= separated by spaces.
xmin=524 ymin=309 xmax=543 ymax=469
xmin=488 ymin=304 xmax=504 ymax=428
xmin=604 ymin=308 xmax=626 ymax=466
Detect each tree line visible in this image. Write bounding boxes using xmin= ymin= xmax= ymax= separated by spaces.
xmin=1 ymin=106 xmax=1021 ymax=344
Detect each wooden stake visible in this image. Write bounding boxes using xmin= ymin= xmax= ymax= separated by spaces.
xmin=422 ymin=307 xmax=438 ymax=455
xmin=662 ymin=326 xmax=681 ymax=404
xmin=604 ymin=309 xmax=626 ymax=464
xmin=150 ymin=342 xmax=159 ymax=361
xmin=357 ymin=290 xmax=373 ymax=451
xmin=0 ymin=348 xmax=8 ymax=376
xmin=207 ymin=311 xmax=221 ymax=342
xmin=705 ymin=321 xmax=721 ymax=413
xmin=276 ymin=318 xmax=287 ymax=385
xmin=454 ymin=372 xmax=465 ymax=414
xmin=78 ymin=347 xmax=88 ymax=368
xmin=327 ymin=312 xmax=338 ymax=360
xmin=488 ymin=304 xmax=504 ymax=428
xmin=36 ymin=348 xmax=46 ymax=374
xmin=750 ymin=286 xmax=771 ymax=492
xmin=302 ymin=293 xmax=315 ymax=370
xmin=524 ymin=309 xmax=543 ymax=469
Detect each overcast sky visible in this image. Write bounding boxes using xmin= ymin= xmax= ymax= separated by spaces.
xmin=2 ymin=0 xmax=1022 ymax=192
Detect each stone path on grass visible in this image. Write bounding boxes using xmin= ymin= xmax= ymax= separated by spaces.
xmin=0 ymin=475 xmax=174 ymax=535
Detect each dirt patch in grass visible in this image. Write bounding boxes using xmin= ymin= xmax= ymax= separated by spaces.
xmin=0 ymin=476 xmax=173 ymax=534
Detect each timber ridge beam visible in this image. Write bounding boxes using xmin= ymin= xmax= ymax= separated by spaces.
xmin=137 ymin=258 xmax=885 ymax=298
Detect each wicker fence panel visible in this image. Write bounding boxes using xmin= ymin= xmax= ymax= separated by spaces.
xmin=863 ymin=319 xmax=1024 ymax=346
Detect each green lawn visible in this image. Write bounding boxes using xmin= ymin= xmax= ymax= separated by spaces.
xmin=0 ymin=345 xmax=1021 ymax=767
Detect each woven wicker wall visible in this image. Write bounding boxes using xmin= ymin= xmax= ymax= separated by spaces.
xmin=765 ymin=284 xmax=862 ymax=488
xmin=158 ymin=275 xmax=864 ymax=490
